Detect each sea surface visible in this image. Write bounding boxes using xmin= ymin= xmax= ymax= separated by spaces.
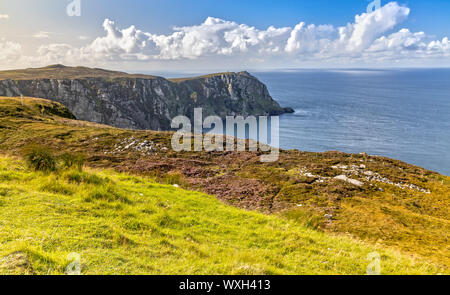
xmin=253 ymin=69 xmax=450 ymax=175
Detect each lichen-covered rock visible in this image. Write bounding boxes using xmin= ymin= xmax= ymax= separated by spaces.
xmin=334 ymin=175 xmax=364 ymax=187
xmin=0 ymin=66 xmax=292 ymax=130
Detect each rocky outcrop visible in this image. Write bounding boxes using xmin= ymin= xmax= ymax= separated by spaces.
xmin=0 ymin=65 xmax=293 ymax=130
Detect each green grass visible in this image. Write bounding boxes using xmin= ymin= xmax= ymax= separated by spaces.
xmin=0 ymin=64 xmax=245 ymax=82
xmin=0 ymin=65 xmax=159 ymax=80
xmin=0 ymin=156 xmax=443 ymax=275
xmin=0 ymin=97 xmax=448 ymax=273
xmin=169 ymin=71 xmax=251 ymax=82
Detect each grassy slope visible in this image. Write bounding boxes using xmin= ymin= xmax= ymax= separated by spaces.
xmin=0 ymin=64 xmax=238 ymax=81
xmin=0 ymin=157 xmax=441 ymax=275
xmin=169 ymin=71 xmax=252 ymax=82
xmin=0 ymin=97 xmax=448 ymax=271
xmin=0 ymin=65 xmax=159 ymax=80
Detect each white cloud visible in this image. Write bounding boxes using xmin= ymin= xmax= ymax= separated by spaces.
xmin=345 ymin=2 xmax=410 ymax=52
xmin=285 ymin=23 xmax=336 ymax=55
xmin=0 ymin=38 xmax=22 ymax=64
xmin=1 ymin=2 xmax=449 ymax=69
xmin=37 ymin=44 xmax=76 ymax=62
xmin=368 ymin=29 xmax=427 ymax=52
xmin=0 ymin=14 xmax=9 ymax=20
xmin=86 ymin=19 xmax=157 ymax=60
xmin=33 ymin=31 xmax=51 ymax=39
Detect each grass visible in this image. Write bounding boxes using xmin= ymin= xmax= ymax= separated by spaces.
xmin=169 ymin=71 xmax=252 ymax=82
xmin=0 ymin=64 xmax=245 ymax=82
xmin=0 ymin=156 xmax=443 ymax=275
xmin=0 ymin=96 xmax=448 ymax=272
xmin=0 ymin=65 xmax=159 ymax=80
xmin=22 ymin=144 xmax=58 ymax=172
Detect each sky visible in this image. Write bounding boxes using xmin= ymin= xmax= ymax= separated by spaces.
xmin=0 ymin=0 xmax=449 ymax=73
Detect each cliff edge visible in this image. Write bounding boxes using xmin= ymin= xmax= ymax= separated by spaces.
xmin=0 ymin=65 xmax=293 ymax=130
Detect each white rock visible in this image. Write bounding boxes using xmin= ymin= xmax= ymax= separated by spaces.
xmin=334 ymin=175 xmax=364 ymax=187
xmin=332 ymin=165 xmax=348 ymax=170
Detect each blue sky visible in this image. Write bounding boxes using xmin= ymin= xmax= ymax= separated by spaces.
xmin=3 ymin=1 xmax=450 ymax=41
xmin=86 ymin=0 xmax=450 ymax=37
xmin=0 ymin=0 xmax=449 ymax=71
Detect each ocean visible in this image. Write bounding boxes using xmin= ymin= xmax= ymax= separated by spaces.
xmin=253 ymin=69 xmax=450 ymax=176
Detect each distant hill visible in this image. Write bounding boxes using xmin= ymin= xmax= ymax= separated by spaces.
xmin=0 ymin=64 xmax=160 ymax=80
xmin=0 ymin=65 xmax=293 ymax=130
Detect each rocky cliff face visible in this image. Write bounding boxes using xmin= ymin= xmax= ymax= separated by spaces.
xmin=0 ymin=65 xmax=292 ymax=130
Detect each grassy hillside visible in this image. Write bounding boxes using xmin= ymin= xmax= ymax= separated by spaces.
xmin=0 ymin=65 xmax=159 ymax=80
xmin=0 ymin=97 xmax=448 ymax=272
xmin=169 ymin=71 xmax=252 ymax=82
xmin=0 ymin=64 xmax=244 ymax=81
xmin=0 ymin=156 xmax=441 ymax=275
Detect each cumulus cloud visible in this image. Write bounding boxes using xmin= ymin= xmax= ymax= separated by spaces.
xmin=86 ymin=19 xmax=157 ymax=60
xmin=1 ymin=2 xmax=449 ymax=69
xmin=0 ymin=38 xmax=22 ymax=64
xmin=345 ymin=2 xmax=410 ymax=52
xmin=80 ymin=2 xmax=420 ymax=62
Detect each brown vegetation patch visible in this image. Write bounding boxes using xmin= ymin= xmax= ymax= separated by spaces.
xmin=0 ymin=252 xmax=35 ymax=275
